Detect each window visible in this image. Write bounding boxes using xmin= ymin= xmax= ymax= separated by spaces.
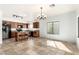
xmin=47 ymin=21 xmax=59 ymax=34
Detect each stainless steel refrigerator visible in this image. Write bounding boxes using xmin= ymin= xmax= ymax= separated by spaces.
xmin=2 ymin=23 xmax=11 ymax=39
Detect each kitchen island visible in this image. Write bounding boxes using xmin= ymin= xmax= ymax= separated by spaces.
xmin=11 ymin=28 xmax=40 ymax=41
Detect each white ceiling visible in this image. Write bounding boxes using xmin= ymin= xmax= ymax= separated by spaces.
xmin=0 ymin=4 xmax=78 ymax=22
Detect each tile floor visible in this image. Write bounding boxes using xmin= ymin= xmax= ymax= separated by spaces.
xmin=0 ymin=37 xmax=79 ymax=55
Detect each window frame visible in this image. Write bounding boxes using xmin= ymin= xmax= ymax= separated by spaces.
xmin=47 ymin=21 xmax=60 ymax=34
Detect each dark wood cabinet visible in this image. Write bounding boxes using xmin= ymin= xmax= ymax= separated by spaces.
xmin=26 ymin=24 xmax=29 ymax=28
xmin=11 ymin=31 xmax=15 ymax=38
xmin=11 ymin=31 xmax=28 ymax=41
xmin=33 ymin=22 xmax=39 ymax=37
xmin=33 ymin=30 xmax=39 ymax=37
xmin=2 ymin=21 xmax=29 ymax=28
xmin=33 ymin=22 xmax=39 ymax=28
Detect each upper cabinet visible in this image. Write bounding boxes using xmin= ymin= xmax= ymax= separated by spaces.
xmin=33 ymin=22 xmax=39 ymax=28
xmin=11 ymin=22 xmax=17 ymax=28
xmin=26 ymin=24 xmax=29 ymax=28
xmin=2 ymin=21 xmax=29 ymax=28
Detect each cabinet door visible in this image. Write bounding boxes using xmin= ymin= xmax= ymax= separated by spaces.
xmin=11 ymin=22 xmax=17 ymax=28
xmin=33 ymin=30 xmax=39 ymax=37
xmin=33 ymin=22 xmax=39 ymax=28
xmin=26 ymin=24 xmax=28 ymax=28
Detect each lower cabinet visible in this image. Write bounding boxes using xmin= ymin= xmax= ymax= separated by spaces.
xmin=11 ymin=30 xmax=40 ymax=41
xmin=16 ymin=32 xmax=28 ymax=41
xmin=33 ymin=30 xmax=39 ymax=37
xmin=11 ymin=31 xmax=28 ymax=41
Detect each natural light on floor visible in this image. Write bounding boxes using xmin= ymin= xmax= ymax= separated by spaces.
xmin=47 ymin=40 xmax=72 ymax=53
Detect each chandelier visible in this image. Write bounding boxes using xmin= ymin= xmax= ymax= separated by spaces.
xmin=37 ymin=7 xmax=47 ymax=20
